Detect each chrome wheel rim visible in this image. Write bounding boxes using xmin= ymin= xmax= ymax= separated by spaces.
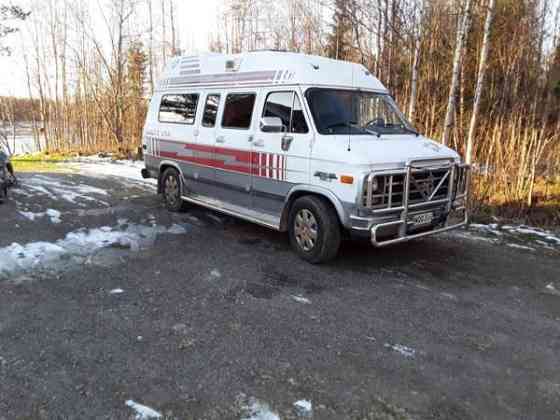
xmin=294 ymin=209 xmax=318 ymax=252
xmin=164 ymin=175 xmax=179 ymax=206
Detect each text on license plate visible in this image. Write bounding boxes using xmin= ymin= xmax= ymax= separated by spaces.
xmin=411 ymin=212 xmax=434 ymax=226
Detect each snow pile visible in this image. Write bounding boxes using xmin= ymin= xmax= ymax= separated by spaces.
xmin=125 ymin=400 xmax=162 ymax=419
xmin=0 ymin=222 xmax=188 ymax=278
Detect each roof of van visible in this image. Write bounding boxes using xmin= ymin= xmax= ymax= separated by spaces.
xmin=156 ymin=51 xmax=388 ymax=93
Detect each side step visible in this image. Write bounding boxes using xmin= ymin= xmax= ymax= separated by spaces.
xmin=181 ymin=194 xmax=281 ymax=231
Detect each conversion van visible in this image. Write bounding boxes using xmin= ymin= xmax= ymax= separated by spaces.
xmin=141 ymin=51 xmax=469 ymax=263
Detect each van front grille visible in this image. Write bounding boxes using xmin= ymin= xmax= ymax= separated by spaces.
xmin=363 ymin=165 xmax=467 ymax=210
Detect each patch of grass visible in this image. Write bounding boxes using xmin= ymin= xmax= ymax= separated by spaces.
xmin=11 ymin=152 xmax=76 ymax=173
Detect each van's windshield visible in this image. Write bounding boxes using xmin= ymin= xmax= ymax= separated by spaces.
xmin=306 ymin=88 xmax=417 ymax=136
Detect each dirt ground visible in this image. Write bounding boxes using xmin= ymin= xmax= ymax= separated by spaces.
xmin=0 ymin=165 xmax=559 ymax=420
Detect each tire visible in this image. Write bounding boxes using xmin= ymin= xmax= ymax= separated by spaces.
xmin=161 ymin=168 xmax=188 ymax=212
xmin=288 ymin=195 xmax=341 ymax=264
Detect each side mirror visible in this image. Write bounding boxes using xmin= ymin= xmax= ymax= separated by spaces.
xmin=260 ymin=117 xmax=286 ymax=133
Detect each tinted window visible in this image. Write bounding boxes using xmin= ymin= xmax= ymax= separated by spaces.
xmin=202 ymin=94 xmax=221 ymax=127
xmin=222 ymin=93 xmax=256 ymax=129
xmin=159 ymin=94 xmax=199 ymax=124
xmin=262 ymin=92 xmax=309 ymax=134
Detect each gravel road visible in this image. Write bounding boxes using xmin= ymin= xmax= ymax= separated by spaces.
xmin=0 ymin=166 xmax=559 ymax=420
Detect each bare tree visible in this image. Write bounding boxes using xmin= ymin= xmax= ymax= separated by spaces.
xmin=442 ymin=0 xmax=472 ymax=146
xmin=466 ymin=0 xmax=496 ymax=164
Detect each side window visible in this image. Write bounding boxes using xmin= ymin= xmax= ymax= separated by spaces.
xmin=202 ymin=94 xmax=221 ymax=128
xmin=291 ymin=95 xmax=309 ymax=134
xmin=159 ymin=94 xmax=199 ymax=124
xmin=261 ymin=92 xmax=309 ymax=134
xmin=262 ymin=92 xmax=293 ymax=132
xmin=222 ymin=93 xmax=256 ymax=130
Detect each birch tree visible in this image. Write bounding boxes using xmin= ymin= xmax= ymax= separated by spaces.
xmin=466 ymin=0 xmax=496 ymax=164
xmin=442 ymin=0 xmax=472 ymax=146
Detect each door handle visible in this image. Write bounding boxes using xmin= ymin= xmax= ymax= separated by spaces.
xmin=216 ymin=136 xmax=226 ymax=144
xmin=253 ymin=139 xmax=265 ymax=148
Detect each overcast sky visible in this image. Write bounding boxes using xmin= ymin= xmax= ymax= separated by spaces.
xmin=0 ymin=0 xmax=220 ymax=97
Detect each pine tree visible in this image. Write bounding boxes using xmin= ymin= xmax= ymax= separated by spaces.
xmin=127 ymin=41 xmax=147 ymax=152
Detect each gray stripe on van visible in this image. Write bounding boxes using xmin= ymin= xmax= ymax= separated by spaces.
xmin=167 ymin=71 xmax=276 ymax=86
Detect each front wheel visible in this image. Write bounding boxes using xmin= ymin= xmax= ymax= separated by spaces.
xmin=161 ymin=168 xmax=188 ymax=212
xmin=288 ymin=196 xmax=341 ymax=264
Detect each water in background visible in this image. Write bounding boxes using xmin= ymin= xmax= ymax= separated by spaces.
xmin=1 ymin=123 xmax=45 ymax=156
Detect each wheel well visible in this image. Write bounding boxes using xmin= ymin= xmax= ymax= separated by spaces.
xmin=280 ymin=191 xmax=343 ymax=232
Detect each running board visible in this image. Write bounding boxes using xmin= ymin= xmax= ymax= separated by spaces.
xmin=181 ymin=194 xmax=281 ymax=231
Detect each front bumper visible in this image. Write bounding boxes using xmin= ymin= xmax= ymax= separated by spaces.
xmin=370 ymin=208 xmax=467 ymax=247
xmin=350 ymin=159 xmax=470 ymax=247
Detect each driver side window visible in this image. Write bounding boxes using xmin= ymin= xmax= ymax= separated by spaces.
xmin=262 ymin=92 xmax=309 ymax=134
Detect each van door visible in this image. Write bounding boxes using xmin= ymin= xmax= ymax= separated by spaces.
xmin=213 ymin=91 xmax=257 ymax=208
xmin=252 ymin=88 xmax=313 ymax=217
xmin=188 ymin=92 xmax=222 ymax=198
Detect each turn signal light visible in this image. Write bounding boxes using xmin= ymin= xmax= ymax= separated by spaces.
xmin=340 ymin=175 xmax=354 ymax=185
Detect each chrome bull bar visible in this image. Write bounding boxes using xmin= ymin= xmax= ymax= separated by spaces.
xmin=369 ymin=159 xmax=470 ymax=247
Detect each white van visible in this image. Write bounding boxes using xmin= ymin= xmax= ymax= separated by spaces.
xmin=141 ymin=51 xmax=469 ymax=263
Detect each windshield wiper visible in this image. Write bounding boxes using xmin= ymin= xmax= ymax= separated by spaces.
xmin=402 ymin=126 xmax=420 ymax=137
xmin=385 ymin=123 xmax=420 ymax=137
xmin=325 ymin=122 xmax=381 ymax=137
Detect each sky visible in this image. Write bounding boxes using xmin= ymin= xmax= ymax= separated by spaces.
xmin=0 ymin=0 xmax=220 ymax=97
xmin=1 ymin=0 xmax=560 ymax=98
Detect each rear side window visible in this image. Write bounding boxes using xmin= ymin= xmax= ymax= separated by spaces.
xmin=202 ymin=94 xmax=221 ymax=128
xmin=222 ymin=93 xmax=256 ymax=130
xmin=159 ymin=94 xmax=199 ymax=124
xmin=262 ymin=92 xmax=309 ymax=134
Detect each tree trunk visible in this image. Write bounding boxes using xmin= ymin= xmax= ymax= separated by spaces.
xmin=408 ymin=0 xmax=423 ymax=122
xmin=442 ymin=0 xmax=472 ymax=146
xmin=466 ymin=0 xmax=496 ymax=164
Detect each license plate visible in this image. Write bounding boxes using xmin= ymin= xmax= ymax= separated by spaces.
xmin=411 ymin=212 xmax=434 ymax=226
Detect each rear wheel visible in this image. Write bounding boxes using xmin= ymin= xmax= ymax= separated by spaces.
xmin=161 ymin=168 xmax=188 ymax=212
xmin=288 ymin=196 xmax=341 ymax=264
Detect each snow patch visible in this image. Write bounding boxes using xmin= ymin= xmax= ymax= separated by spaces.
xmin=385 ymin=343 xmax=416 ymax=358
xmin=19 ymin=175 xmax=110 ymax=206
xmin=293 ymin=400 xmax=313 ymax=417
xmin=0 ymin=222 xmax=189 ymax=278
xmin=125 ymin=400 xmax=162 ymax=419
xmin=20 ymin=209 xmax=62 ymax=224
xmin=110 ymin=288 xmax=124 ymax=295
xmin=74 ymin=157 xmax=156 ymax=188
xmin=241 ymin=397 xmax=280 ymax=420
xmin=292 ymin=295 xmax=311 ymax=304
xmin=507 ymin=243 xmax=535 ymax=252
